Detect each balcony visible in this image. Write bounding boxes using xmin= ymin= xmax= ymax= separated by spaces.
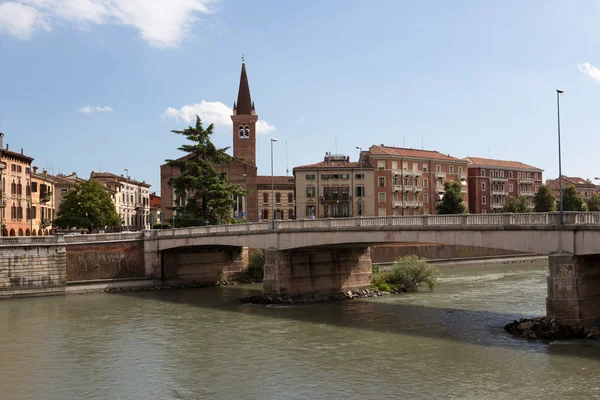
xmin=435 ymin=185 xmax=445 ymax=193
xmin=41 ymin=219 xmax=51 ymax=227
xmin=403 ymin=185 xmax=414 ymax=192
xmin=40 ymin=191 xmax=52 ymax=202
xmin=520 ymin=190 xmax=535 ymax=197
xmin=393 ymin=200 xmax=424 ymax=208
xmin=491 ymin=189 xmax=508 ymax=196
xmin=459 ymin=173 xmax=468 ymax=181
xmin=414 ymin=186 xmax=423 ymax=192
xmin=392 ymin=169 xmax=423 ymax=177
xmin=490 ymin=176 xmax=508 ymax=183
xmin=461 ymin=187 xmax=468 ymax=193
xmin=491 ymin=203 xmax=504 ymax=209
xmin=320 ymin=196 xmax=350 ymax=202
xmin=435 ymin=172 xmax=446 ymax=179
xmin=518 ymin=176 xmax=535 ymax=183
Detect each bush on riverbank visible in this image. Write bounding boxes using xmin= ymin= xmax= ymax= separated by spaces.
xmin=372 ymin=255 xmax=440 ymax=292
xmin=245 ymin=249 xmax=265 ymax=281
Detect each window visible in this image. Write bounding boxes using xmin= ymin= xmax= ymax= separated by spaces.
xmin=378 ymin=208 xmax=386 ymax=217
xmin=25 ymin=168 xmax=30 ymax=175
xmin=288 ymin=209 xmax=294 ymax=220
xmin=263 ymin=192 xmax=269 ymax=203
xmin=423 ymin=178 xmax=428 ymax=187
xmin=489 ymin=170 xmax=494 ymax=178
xmin=482 ymin=196 xmax=487 ymax=205
xmin=423 ymin=164 xmax=428 ymax=172
xmin=481 ymin=169 xmax=485 ymax=176
xmin=341 ymin=174 xmax=349 ymax=180
xmin=535 ymin=173 xmax=538 ymax=180
xmin=305 ymin=186 xmax=315 ymax=198
xmin=321 ymin=174 xmax=330 ymax=180
xmin=458 ymin=167 xmax=463 ymax=175
xmin=377 ymin=161 xmax=385 ymax=170
xmin=378 ymin=192 xmax=386 ymax=202
xmin=356 ymin=185 xmax=364 ymax=197
xmin=17 ymin=166 xmax=22 ymax=173
xmin=306 ymin=174 xmax=315 ymax=180
xmin=62 ymin=189 xmax=68 ymax=195
xmin=288 ymin=193 xmax=293 ymax=204
xmin=354 ymin=173 xmax=364 ymax=179
xmin=449 ymin=166 xmax=454 ymax=174
xmin=357 ymin=201 xmax=364 ymax=216
xmin=424 ymin=193 xmax=428 ymax=203
xmin=275 ymin=193 xmax=281 ymax=204
xmin=481 ymin=182 xmax=486 ymax=191
xmin=535 ymin=185 xmax=538 ymax=192
xmin=391 ymin=161 xmax=397 ymax=170
xmin=378 ymin=177 xmax=385 ymax=187
xmin=482 ymin=209 xmax=487 ymax=214
xmin=436 ymin=165 xmax=441 ymax=173
xmin=263 ymin=209 xmax=269 ymax=220
xmin=509 ymin=171 xmax=513 ymax=178
xmin=509 ymin=184 xmax=513 ymax=192
xmin=402 ymin=162 xmax=408 ymax=170
xmin=32 ymin=206 xmax=37 ymax=219
xmin=306 ymin=205 xmax=315 ymax=218
xmin=518 ymin=172 xmax=521 ymax=178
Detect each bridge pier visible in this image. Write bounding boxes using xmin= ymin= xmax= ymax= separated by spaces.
xmin=263 ymin=246 xmax=372 ymax=296
xmin=547 ymin=254 xmax=600 ymax=327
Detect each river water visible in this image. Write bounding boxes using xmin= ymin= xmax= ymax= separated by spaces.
xmin=2 ymin=260 xmax=600 ymax=399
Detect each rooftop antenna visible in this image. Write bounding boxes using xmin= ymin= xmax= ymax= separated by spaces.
xmin=421 ymin=136 xmax=424 ymax=150
xmin=334 ymin=137 xmax=338 ymax=154
xmin=285 ymin=141 xmax=289 ymax=176
xmin=403 ymin=136 xmax=406 ymax=147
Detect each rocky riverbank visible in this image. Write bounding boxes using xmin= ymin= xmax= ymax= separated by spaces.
xmin=240 ymin=288 xmax=390 ymax=305
xmin=102 ymin=279 xmax=259 ymax=293
xmin=504 ymin=317 xmax=600 ymax=340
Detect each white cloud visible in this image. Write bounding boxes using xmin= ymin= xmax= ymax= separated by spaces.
xmin=77 ymin=105 xmax=114 ymax=113
xmin=162 ymin=100 xmax=276 ymax=134
xmin=0 ymin=0 xmax=216 ymax=48
xmin=578 ymin=62 xmax=600 ymax=83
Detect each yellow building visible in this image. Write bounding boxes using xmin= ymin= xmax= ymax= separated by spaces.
xmin=257 ymin=176 xmax=295 ymax=221
xmin=31 ymin=167 xmax=56 ymax=236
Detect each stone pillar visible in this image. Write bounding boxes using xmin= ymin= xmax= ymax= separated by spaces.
xmin=263 ymin=246 xmax=372 ymax=296
xmin=223 ymin=246 xmax=249 ymax=279
xmin=144 ymin=250 xmax=161 ymax=281
xmin=547 ymin=254 xmax=600 ymax=327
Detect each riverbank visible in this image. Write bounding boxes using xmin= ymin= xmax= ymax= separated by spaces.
xmin=505 ymin=317 xmax=600 ymax=341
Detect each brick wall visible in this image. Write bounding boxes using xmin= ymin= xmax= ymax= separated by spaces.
xmin=66 ymin=240 xmax=146 ymax=281
xmin=370 ymin=244 xmax=529 ymax=264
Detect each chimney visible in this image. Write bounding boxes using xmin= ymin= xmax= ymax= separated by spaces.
xmin=21 ymin=148 xmax=23 ymax=154
xmin=43 ymin=170 xmax=47 ymax=176
xmin=0 ymin=132 xmax=3 ymax=150
xmin=33 ymin=166 xmax=39 ymax=174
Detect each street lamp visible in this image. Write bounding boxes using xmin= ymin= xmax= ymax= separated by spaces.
xmin=356 ymin=146 xmax=363 ymax=216
xmin=242 ymin=173 xmax=248 ymax=223
xmin=556 ymin=90 xmax=564 ymax=225
xmin=270 ymin=138 xmax=277 ymax=229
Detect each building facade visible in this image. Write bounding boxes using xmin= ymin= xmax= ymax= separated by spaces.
xmin=546 ymin=176 xmax=599 ymax=202
xmin=50 ymin=172 xmax=86 ymax=210
xmin=160 ymin=61 xmax=260 ymax=223
xmin=367 ymin=145 xmax=468 ymax=216
xmin=31 ymin=166 xmax=56 ymax=236
xmin=149 ymin=192 xmax=162 ymax=226
xmin=465 ymin=157 xmax=543 ymax=213
xmin=90 ymin=171 xmax=151 ymax=230
xmin=257 ymin=176 xmax=295 ymax=221
xmin=294 ymin=153 xmax=375 ymax=219
xmin=0 ymin=133 xmax=35 ymax=236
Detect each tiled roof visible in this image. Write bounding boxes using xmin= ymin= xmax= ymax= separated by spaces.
xmin=294 ymin=159 xmax=373 ymax=170
xmin=47 ymin=173 xmax=85 ymax=186
xmin=548 ymin=176 xmax=597 ymax=187
xmin=90 ymin=171 xmax=151 ymax=187
xmin=0 ymin=149 xmax=34 ymax=162
xmin=370 ymin=145 xmax=467 ymax=163
xmin=464 ymin=157 xmax=543 ymax=172
xmin=256 ymin=175 xmax=295 ymax=186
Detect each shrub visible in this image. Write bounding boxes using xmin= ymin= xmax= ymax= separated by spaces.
xmin=245 ymin=249 xmax=265 ymax=281
xmin=152 ymin=223 xmax=171 ymax=229
xmin=372 ymin=255 xmax=440 ymax=292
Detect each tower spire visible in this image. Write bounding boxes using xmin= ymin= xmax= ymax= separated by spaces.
xmin=235 ymin=61 xmax=254 ymax=115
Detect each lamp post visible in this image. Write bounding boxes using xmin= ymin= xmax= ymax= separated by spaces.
xmin=270 ymin=138 xmax=277 ymax=229
xmin=242 ymin=173 xmax=248 ymax=223
xmin=556 ymin=90 xmax=564 ymax=225
xmin=0 ymin=163 xmax=4 ymax=238
xmin=124 ymin=168 xmax=129 ymax=231
xmin=356 ymin=146 xmax=363 ymax=216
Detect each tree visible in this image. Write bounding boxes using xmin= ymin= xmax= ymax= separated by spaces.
xmin=436 ymin=181 xmax=467 ymax=214
xmin=502 ymin=196 xmax=530 ymax=213
xmin=165 ymin=116 xmax=244 ymax=226
xmin=53 ymin=180 xmax=120 ymax=232
xmin=372 ymin=255 xmax=440 ymax=292
xmin=561 ymin=184 xmax=584 ymax=211
xmin=587 ymin=193 xmax=600 ymax=212
xmin=533 ymin=185 xmax=555 ymax=212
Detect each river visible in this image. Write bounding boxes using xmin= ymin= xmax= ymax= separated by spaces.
xmin=2 ymin=260 xmax=600 ymax=399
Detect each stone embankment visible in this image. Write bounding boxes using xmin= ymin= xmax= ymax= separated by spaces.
xmin=240 ymin=288 xmax=390 ymax=305
xmin=101 ymin=279 xmax=261 ymax=293
xmin=505 ymin=317 xmax=600 ymax=340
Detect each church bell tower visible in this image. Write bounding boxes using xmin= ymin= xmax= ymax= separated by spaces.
xmin=231 ymin=61 xmax=258 ymax=166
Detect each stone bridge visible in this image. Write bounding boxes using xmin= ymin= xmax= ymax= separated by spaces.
xmin=4 ymin=211 xmax=600 ymax=326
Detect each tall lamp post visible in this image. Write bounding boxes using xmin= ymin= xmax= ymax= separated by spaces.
xmin=556 ymin=90 xmax=564 ymax=225
xmin=242 ymin=173 xmax=248 ymax=223
xmin=356 ymin=146 xmax=363 ymax=216
xmin=270 ymin=138 xmax=277 ymax=229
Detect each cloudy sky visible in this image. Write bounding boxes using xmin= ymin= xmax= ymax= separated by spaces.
xmin=1 ymin=0 xmax=600 ymax=190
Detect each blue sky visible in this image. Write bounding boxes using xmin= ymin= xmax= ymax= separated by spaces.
xmin=2 ymin=0 xmax=600 ymax=192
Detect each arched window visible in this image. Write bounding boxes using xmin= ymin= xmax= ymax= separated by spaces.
xmin=17 ymin=180 xmax=22 ymax=195
xmin=244 ymin=126 xmax=250 ymax=137
xmin=263 ymin=192 xmax=268 ymax=203
xmin=239 ymin=126 xmax=244 ymax=138
xmin=275 ymin=192 xmax=281 ymax=204
xmin=11 ymin=203 xmax=16 ymax=219
xmin=288 ymin=209 xmax=294 ymax=220
xmin=288 ymin=193 xmax=293 ymax=204
xmin=11 ymin=180 xmax=16 ymax=195
xmin=26 ymin=207 xmax=30 ymax=220
xmin=263 ymin=209 xmax=269 ymax=220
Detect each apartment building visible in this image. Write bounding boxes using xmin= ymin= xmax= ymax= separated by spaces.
xmin=149 ymin=192 xmax=162 ymax=226
xmin=257 ymin=176 xmax=295 ymax=221
xmin=31 ymin=166 xmax=56 ymax=236
xmin=367 ymin=145 xmax=468 ymax=216
xmin=50 ymin=172 xmax=86 ymax=210
xmin=90 ymin=171 xmax=151 ymax=230
xmin=465 ymin=157 xmax=543 ymax=213
xmin=294 ymin=153 xmax=374 ymax=219
xmin=0 ymin=133 xmax=34 ymax=237
xmin=546 ymin=176 xmax=599 ymax=202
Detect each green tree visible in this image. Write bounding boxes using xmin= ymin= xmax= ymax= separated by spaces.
xmin=502 ymin=196 xmax=530 ymax=213
xmin=587 ymin=193 xmax=600 ymax=211
xmin=533 ymin=184 xmax=555 ymax=212
xmin=561 ymin=184 xmax=585 ymax=211
xmin=436 ymin=181 xmax=467 ymax=214
xmin=165 ymin=116 xmax=244 ymax=226
xmin=372 ymin=255 xmax=440 ymax=292
xmin=53 ymin=180 xmax=120 ymax=232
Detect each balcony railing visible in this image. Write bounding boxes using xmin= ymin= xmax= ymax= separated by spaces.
xmin=435 ymin=172 xmax=446 ymax=179
xmin=520 ymin=190 xmax=535 ymax=196
xmin=436 ymin=185 xmax=445 ymax=193
xmin=40 ymin=191 xmax=52 ymax=202
xmin=403 ymin=185 xmax=414 ymax=192
xmin=459 ymin=173 xmax=468 ymax=181
xmin=414 ymin=186 xmax=423 ymax=192
xmin=392 ymin=169 xmax=423 ymax=177
xmin=490 ymin=176 xmax=508 ymax=183
xmin=320 ymin=196 xmax=350 ymax=202
xmin=392 ymin=185 xmax=403 ymax=192
xmin=518 ymin=177 xmax=535 ymax=183
xmin=41 ymin=219 xmax=51 ymax=227
xmin=461 ymin=188 xmax=468 ymax=193
xmin=491 ymin=190 xmax=508 ymax=196
xmin=491 ymin=203 xmax=504 ymax=209
xmin=393 ymin=200 xmax=424 ymax=208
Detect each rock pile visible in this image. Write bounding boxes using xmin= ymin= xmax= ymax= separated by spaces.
xmin=504 ymin=317 xmax=600 ymax=340
xmin=240 ymin=288 xmax=390 ymax=305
